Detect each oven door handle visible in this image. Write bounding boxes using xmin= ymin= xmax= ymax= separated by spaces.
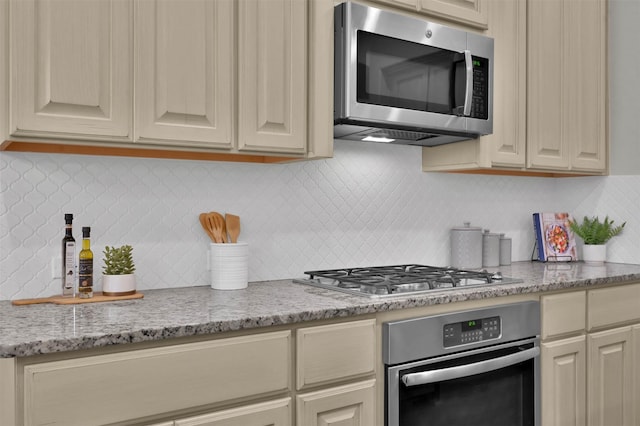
xmin=401 ymin=346 xmax=540 ymax=387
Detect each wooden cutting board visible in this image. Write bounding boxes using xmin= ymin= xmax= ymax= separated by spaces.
xmin=11 ymin=292 xmax=144 ymax=306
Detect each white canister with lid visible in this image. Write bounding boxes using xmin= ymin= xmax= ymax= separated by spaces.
xmin=500 ymin=234 xmax=512 ymax=265
xmin=450 ymin=222 xmax=483 ymax=269
xmin=482 ymin=230 xmax=500 ymax=267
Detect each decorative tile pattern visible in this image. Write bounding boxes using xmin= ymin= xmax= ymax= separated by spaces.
xmin=1 ymin=141 xmax=638 ymax=300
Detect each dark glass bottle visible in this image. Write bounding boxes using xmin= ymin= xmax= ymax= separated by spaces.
xmin=78 ymin=227 xmax=93 ymax=298
xmin=61 ymin=214 xmax=75 ymax=297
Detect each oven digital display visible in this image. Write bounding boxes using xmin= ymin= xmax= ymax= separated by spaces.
xmin=461 ymin=319 xmax=481 ymax=332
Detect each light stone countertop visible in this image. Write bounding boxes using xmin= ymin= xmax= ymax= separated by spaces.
xmin=2 ymin=261 xmax=640 ymax=358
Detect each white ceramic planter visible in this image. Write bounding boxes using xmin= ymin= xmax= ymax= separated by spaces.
xmin=582 ymin=244 xmax=607 ymax=264
xmin=102 ymin=274 xmax=137 ymax=296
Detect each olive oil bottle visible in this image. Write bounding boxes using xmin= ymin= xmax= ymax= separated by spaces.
xmin=61 ymin=214 xmax=76 ymax=297
xmin=78 ymin=227 xmax=93 ymax=298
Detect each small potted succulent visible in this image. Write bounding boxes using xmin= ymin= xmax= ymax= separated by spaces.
xmin=569 ymin=216 xmax=626 ymax=263
xmin=102 ymin=245 xmax=137 ymax=296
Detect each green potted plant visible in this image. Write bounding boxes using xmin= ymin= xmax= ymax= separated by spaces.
xmin=569 ymin=216 xmax=625 ymax=263
xmin=102 ymin=245 xmax=137 ymax=296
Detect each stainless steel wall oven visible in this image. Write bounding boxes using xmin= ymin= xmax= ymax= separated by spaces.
xmin=383 ymin=301 xmax=540 ymax=426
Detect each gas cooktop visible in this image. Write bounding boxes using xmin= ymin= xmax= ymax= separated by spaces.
xmin=293 ymin=264 xmax=523 ymax=298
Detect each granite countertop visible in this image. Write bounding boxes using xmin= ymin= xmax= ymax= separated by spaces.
xmin=3 ymin=261 xmax=640 ymax=358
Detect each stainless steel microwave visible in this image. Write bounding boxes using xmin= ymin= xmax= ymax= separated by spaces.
xmin=334 ymin=2 xmax=494 ymax=146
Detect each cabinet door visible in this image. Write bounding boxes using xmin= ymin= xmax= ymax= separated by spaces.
xmin=527 ymin=0 xmax=606 ymax=172
xmin=174 ymin=398 xmax=291 ymax=426
xmin=10 ymin=0 xmax=131 ymax=140
xmin=136 ymin=0 xmax=234 ymax=149
xmin=527 ymin=0 xmax=568 ymax=170
xmin=565 ymin=0 xmax=607 ymax=172
xmin=588 ymin=327 xmax=634 ymax=426
xmin=237 ymin=0 xmax=307 ymax=154
xmin=296 ymin=380 xmax=376 ymax=426
xmin=23 ymin=332 xmax=291 ymax=426
xmin=541 ymin=336 xmax=586 ymax=426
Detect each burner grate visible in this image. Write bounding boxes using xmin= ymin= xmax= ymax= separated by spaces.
xmin=296 ymin=264 xmax=520 ymax=297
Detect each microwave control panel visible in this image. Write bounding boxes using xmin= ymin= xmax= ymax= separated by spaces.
xmin=471 ymin=56 xmax=489 ymax=120
xmin=443 ymin=315 xmax=501 ymax=347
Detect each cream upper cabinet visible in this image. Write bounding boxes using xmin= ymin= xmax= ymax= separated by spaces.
xmin=372 ymin=0 xmax=488 ymax=29
xmin=135 ymin=0 xmax=234 ymax=149
xmin=4 ymin=0 xmax=334 ymax=161
xmin=423 ymin=0 xmax=607 ymax=176
xmin=422 ymin=0 xmax=526 ymax=172
xmin=527 ymin=0 xmax=607 ymax=173
xmin=10 ymin=0 xmax=132 ymax=141
xmin=237 ymin=0 xmax=307 ymax=154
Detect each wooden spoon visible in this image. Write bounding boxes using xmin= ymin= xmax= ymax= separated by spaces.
xmin=206 ymin=212 xmax=227 ymax=243
xmin=212 ymin=212 xmax=227 ymax=243
xmin=199 ymin=213 xmax=217 ymax=242
xmin=225 ymin=213 xmax=241 ymax=243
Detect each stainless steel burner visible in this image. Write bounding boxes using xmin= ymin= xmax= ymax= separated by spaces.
xmin=293 ymin=264 xmax=522 ymax=297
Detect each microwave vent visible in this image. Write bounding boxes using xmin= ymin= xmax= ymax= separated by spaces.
xmin=370 ymin=129 xmax=435 ymax=142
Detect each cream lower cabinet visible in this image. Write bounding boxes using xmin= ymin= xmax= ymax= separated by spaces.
xmin=5 ymin=0 xmax=333 ymax=160
xmin=172 ymin=398 xmax=292 ymax=426
xmin=541 ymin=336 xmax=587 ymax=426
xmin=296 ymin=380 xmax=376 ymax=426
xmin=20 ymin=331 xmax=291 ymax=426
xmin=541 ymin=283 xmax=640 ymax=426
xmin=588 ymin=327 xmax=634 ymax=426
xmin=296 ymin=319 xmax=377 ymax=426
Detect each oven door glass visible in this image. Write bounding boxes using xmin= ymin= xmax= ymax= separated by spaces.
xmin=357 ymin=31 xmax=489 ymax=117
xmin=390 ymin=342 xmax=536 ymax=426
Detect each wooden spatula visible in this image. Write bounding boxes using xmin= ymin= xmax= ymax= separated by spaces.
xmin=225 ymin=213 xmax=241 ymax=243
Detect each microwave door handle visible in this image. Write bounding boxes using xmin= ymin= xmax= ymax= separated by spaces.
xmin=401 ymin=346 xmax=540 ymax=387
xmin=462 ymin=50 xmax=473 ymax=117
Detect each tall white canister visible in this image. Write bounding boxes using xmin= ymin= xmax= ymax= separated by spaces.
xmin=450 ymin=222 xmax=483 ymax=269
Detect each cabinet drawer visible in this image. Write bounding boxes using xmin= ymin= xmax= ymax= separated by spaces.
xmin=23 ymin=331 xmax=291 ymax=426
xmin=541 ymin=291 xmax=586 ymax=339
xmin=296 ymin=319 xmax=375 ymax=390
xmin=588 ymin=283 xmax=640 ymax=330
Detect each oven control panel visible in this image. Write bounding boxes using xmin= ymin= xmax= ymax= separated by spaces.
xmin=443 ymin=315 xmax=501 ymax=347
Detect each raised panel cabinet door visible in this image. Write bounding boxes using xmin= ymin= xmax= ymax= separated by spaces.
xmin=565 ymin=0 xmax=607 ymax=172
xmin=135 ymin=0 xmax=234 ymax=148
xmin=296 ymin=380 xmax=376 ymax=426
xmin=22 ymin=332 xmax=291 ymax=426
xmin=527 ymin=0 xmax=569 ymax=170
xmin=541 ymin=336 xmax=586 ymax=426
xmin=588 ymin=327 xmax=634 ymax=426
xmin=174 ymin=398 xmax=291 ymax=426
xmin=238 ymin=0 xmax=307 ymax=154
xmin=10 ymin=0 xmax=132 ymax=140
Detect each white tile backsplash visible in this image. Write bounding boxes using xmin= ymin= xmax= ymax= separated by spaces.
xmin=0 ymin=141 xmax=637 ymax=300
